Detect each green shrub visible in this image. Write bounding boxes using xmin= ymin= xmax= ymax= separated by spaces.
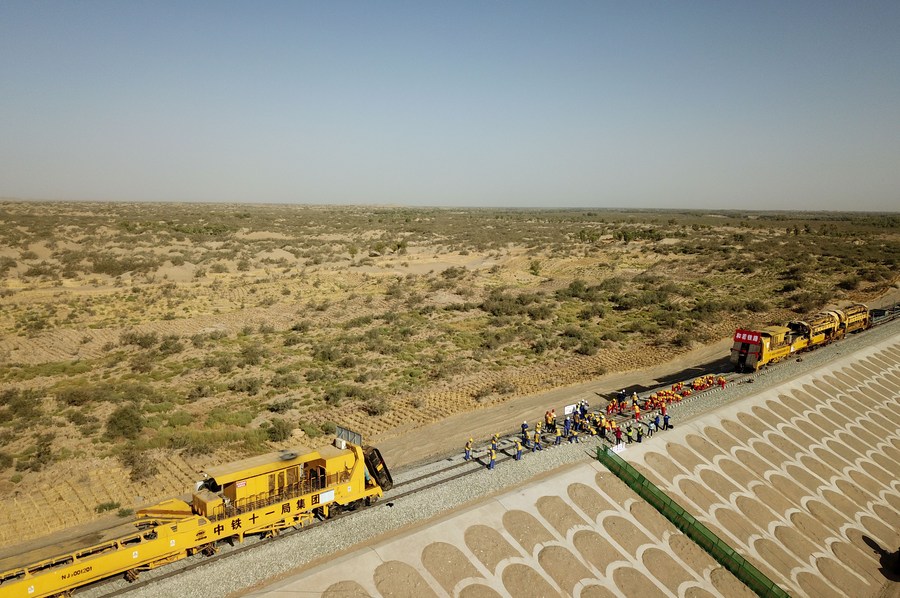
xmin=167 ymin=411 xmax=193 ymax=427
xmin=121 ymin=445 xmax=159 ymax=481
xmin=361 ymin=397 xmax=390 ymax=416
xmin=240 ymin=343 xmax=266 ymax=367
xmin=267 ymin=418 xmax=294 ymax=442
xmin=206 ymin=408 xmax=254 ymax=427
xmin=267 ymin=398 xmax=294 ymax=413
xmin=187 ymin=382 xmax=213 ymax=401
xmin=229 ymin=377 xmax=262 ymax=395
xmin=95 ymin=501 xmax=121 ymax=513
xmin=120 ymin=331 xmax=159 ymax=349
xmin=2 ymin=388 xmax=42 ymax=420
xmin=106 ymin=404 xmax=144 ymax=440
xmin=158 ymin=335 xmax=184 ymax=355
xmin=298 ymin=421 xmax=320 ymax=438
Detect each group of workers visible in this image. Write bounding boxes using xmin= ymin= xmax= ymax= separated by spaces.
xmin=466 ymin=390 xmax=680 ymax=469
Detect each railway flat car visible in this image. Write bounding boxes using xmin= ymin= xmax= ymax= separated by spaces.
xmin=0 ymin=434 xmax=391 ymax=598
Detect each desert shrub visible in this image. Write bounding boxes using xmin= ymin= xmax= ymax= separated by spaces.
xmin=191 ymin=330 xmax=227 ymax=347
xmin=526 ymin=303 xmax=553 ymax=320
xmin=166 ymin=411 xmax=193 ymax=427
xmin=228 ymin=377 xmax=262 ymax=395
xmin=129 ymin=351 xmax=156 ymax=373
xmin=267 ymin=398 xmax=295 ymax=413
xmin=291 ymin=320 xmax=311 ymax=333
xmin=204 ymin=353 xmax=236 ymax=373
xmin=56 ymin=385 xmax=94 ymax=407
xmin=313 ymin=344 xmax=340 ymax=363
xmin=344 ymin=315 xmax=373 ymax=328
xmin=690 ymin=300 xmax=722 ymax=322
xmin=837 ymin=275 xmax=860 ymax=291
xmin=120 ymin=331 xmax=159 ymax=349
xmin=790 ymin=291 xmax=828 ymax=314
xmin=158 ymin=335 xmax=184 ymax=355
xmin=578 ymin=304 xmax=606 ymax=321
xmin=270 ymin=372 xmax=300 ymax=389
xmin=298 ymin=421 xmax=320 ymax=438
xmin=577 ymin=336 xmax=601 ymax=355
xmin=744 ymin=299 xmax=768 ymax=312
xmin=0 ymin=452 xmax=13 ymax=469
xmin=239 ymin=343 xmax=266 ymax=366
xmin=1 ymin=388 xmax=42 ymax=421
xmin=283 ymin=333 xmax=302 ymax=347
xmin=187 ymin=382 xmax=213 ymax=401
xmin=95 ymin=501 xmax=121 ymax=513
xmin=106 ymin=404 xmax=144 ymax=440
xmin=672 ymin=331 xmax=692 ymax=347
xmin=16 ymin=433 xmax=54 ymax=472
xmin=481 ymin=289 xmax=541 ymax=317
xmin=267 ymin=418 xmax=294 ymax=441
xmin=121 ymin=445 xmax=159 ymax=481
xmin=492 ymin=380 xmax=516 ymax=394
xmin=305 ymin=368 xmax=327 ymax=382
xmin=361 ymin=397 xmax=390 ymax=416
xmin=601 ymin=330 xmax=625 ymax=342
xmin=210 ymin=263 xmax=229 ymax=273
xmin=319 ymin=421 xmax=336 ymax=435
xmin=0 ymin=257 xmax=16 ymax=275
xmin=206 ymin=407 xmax=254 ymax=427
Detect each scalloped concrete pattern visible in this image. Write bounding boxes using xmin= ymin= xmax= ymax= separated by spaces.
xmin=625 ymin=336 xmax=900 ymax=598
xmin=249 ymin=336 xmax=899 ymax=598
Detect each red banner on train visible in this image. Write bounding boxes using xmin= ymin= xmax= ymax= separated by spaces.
xmin=733 ymin=329 xmax=761 ymax=344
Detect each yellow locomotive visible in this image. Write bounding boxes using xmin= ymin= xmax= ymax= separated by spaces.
xmin=731 ymin=303 xmax=870 ymax=372
xmin=0 ymin=430 xmax=392 ymax=598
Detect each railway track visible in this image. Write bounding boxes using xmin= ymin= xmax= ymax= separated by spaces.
xmin=81 ymin=372 xmax=742 ymax=598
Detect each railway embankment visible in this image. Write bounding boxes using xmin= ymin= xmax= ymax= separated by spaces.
xmin=88 ymin=317 xmax=900 ymax=597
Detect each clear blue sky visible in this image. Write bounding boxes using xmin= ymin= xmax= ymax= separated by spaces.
xmin=1 ymin=2 xmax=898 ymax=210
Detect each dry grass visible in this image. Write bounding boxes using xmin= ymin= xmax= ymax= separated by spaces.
xmin=0 ymin=201 xmax=897 ymax=545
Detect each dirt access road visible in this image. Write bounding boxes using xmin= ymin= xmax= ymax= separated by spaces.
xmin=378 ymin=338 xmax=733 ymax=470
xmin=378 ymin=288 xmax=900 ymax=470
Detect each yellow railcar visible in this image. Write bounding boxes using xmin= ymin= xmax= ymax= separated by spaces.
xmin=0 ymin=435 xmax=391 ymax=598
xmin=731 ymin=304 xmax=871 ymax=372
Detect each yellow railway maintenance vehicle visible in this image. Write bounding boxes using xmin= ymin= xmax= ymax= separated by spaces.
xmin=731 ymin=303 xmax=871 ymax=372
xmin=0 ymin=429 xmax=392 ymax=598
